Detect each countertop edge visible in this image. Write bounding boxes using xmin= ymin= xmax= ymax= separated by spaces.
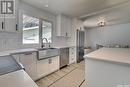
xmin=85 ymin=56 xmax=130 ymax=67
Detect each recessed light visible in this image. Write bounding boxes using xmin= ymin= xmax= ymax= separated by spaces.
xmin=45 ymin=4 xmax=49 ymax=7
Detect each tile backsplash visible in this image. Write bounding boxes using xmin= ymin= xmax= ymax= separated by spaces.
xmin=0 ymin=32 xmax=21 ymax=51
xmin=0 ymin=32 xmax=69 ymax=51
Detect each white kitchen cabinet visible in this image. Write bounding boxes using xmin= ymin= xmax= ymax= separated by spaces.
xmin=4 ymin=18 xmax=17 ymax=32
xmin=49 ymin=56 xmax=59 ymax=73
xmin=0 ymin=16 xmax=4 ymax=31
xmin=19 ymin=52 xmax=37 ymax=81
xmin=69 ymin=47 xmax=76 ymax=64
xmin=56 ymin=14 xmax=72 ymax=37
xmin=37 ymin=58 xmax=49 ymax=78
xmin=0 ymin=0 xmax=19 ymax=32
xmin=37 ymin=56 xmax=59 ymax=79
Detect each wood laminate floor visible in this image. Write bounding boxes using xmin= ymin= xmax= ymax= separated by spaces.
xmin=36 ymin=61 xmax=85 ymax=87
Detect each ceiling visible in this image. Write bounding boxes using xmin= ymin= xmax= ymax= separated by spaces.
xmin=21 ymin=0 xmax=129 ymax=17
xmin=83 ymin=0 xmax=130 ymax=28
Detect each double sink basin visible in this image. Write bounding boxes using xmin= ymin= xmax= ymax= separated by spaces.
xmin=37 ymin=48 xmax=59 ymax=60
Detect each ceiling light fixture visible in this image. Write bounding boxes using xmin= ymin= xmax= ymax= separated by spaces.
xmin=98 ymin=21 xmax=106 ymax=27
xmin=98 ymin=16 xmax=106 ymax=27
xmin=45 ymin=4 xmax=49 ymax=7
xmin=45 ymin=0 xmax=49 ymax=7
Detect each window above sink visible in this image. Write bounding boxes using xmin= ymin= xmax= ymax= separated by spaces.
xmin=42 ymin=20 xmax=52 ymax=43
xmin=22 ymin=14 xmax=52 ymax=44
xmin=23 ymin=14 xmax=39 ymax=44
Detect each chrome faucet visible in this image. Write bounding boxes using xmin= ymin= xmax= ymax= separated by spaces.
xmin=41 ymin=38 xmax=50 ymax=48
xmin=41 ymin=38 xmax=48 ymax=48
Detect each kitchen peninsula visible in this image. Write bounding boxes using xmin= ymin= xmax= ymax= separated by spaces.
xmin=84 ymin=48 xmax=130 ymax=87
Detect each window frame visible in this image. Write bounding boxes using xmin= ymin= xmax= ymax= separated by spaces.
xmin=40 ymin=18 xmax=53 ymax=44
xmin=22 ymin=14 xmax=53 ymax=45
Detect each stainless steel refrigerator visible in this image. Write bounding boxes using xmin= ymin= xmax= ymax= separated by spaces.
xmin=76 ymin=30 xmax=85 ymax=63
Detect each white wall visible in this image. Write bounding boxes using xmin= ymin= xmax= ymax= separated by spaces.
xmin=67 ymin=18 xmax=84 ymax=46
xmin=85 ymin=23 xmax=130 ymax=49
xmin=0 ymin=32 xmax=21 ymax=51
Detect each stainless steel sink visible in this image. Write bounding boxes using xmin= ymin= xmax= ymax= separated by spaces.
xmin=37 ymin=48 xmax=59 ymax=60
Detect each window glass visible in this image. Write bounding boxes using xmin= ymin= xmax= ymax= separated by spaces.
xmin=23 ymin=14 xmax=39 ymax=44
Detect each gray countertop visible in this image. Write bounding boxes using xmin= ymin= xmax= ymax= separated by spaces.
xmin=0 ymin=55 xmax=22 ymax=76
xmin=0 ymin=46 xmax=76 ymax=56
xmin=84 ymin=48 xmax=130 ymax=65
xmin=0 ymin=48 xmax=38 ymax=56
xmin=53 ymin=45 xmax=76 ymax=49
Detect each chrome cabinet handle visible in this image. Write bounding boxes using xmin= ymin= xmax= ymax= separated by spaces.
xmin=16 ymin=24 xmax=18 ymax=31
xmin=2 ymin=22 xmax=4 ymax=29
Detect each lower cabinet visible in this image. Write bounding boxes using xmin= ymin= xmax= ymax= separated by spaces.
xmin=19 ymin=52 xmax=37 ymax=81
xmin=37 ymin=58 xmax=49 ymax=78
xmin=69 ymin=47 xmax=76 ymax=64
xmin=37 ymin=56 xmax=59 ymax=79
xmin=49 ymin=56 xmax=60 ymax=73
xmin=12 ymin=52 xmax=59 ymax=81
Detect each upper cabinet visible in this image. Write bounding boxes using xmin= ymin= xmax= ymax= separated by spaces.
xmin=56 ymin=14 xmax=72 ymax=37
xmin=0 ymin=0 xmax=19 ymax=32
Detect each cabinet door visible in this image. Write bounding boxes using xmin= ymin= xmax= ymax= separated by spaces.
xmin=49 ymin=56 xmax=59 ymax=73
xmin=0 ymin=15 xmax=4 ymax=31
xmin=3 ymin=0 xmax=19 ymax=32
xmin=69 ymin=47 xmax=76 ymax=64
xmin=5 ymin=18 xmax=16 ymax=32
xmin=20 ymin=52 xmax=37 ymax=81
xmin=61 ymin=16 xmax=72 ymax=37
xmin=37 ymin=59 xmax=49 ymax=78
xmin=56 ymin=14 xmax=72 ymax=37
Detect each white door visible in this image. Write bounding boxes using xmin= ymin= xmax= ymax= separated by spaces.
xmin=20 ymin=52 xmax=37 ymax=81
